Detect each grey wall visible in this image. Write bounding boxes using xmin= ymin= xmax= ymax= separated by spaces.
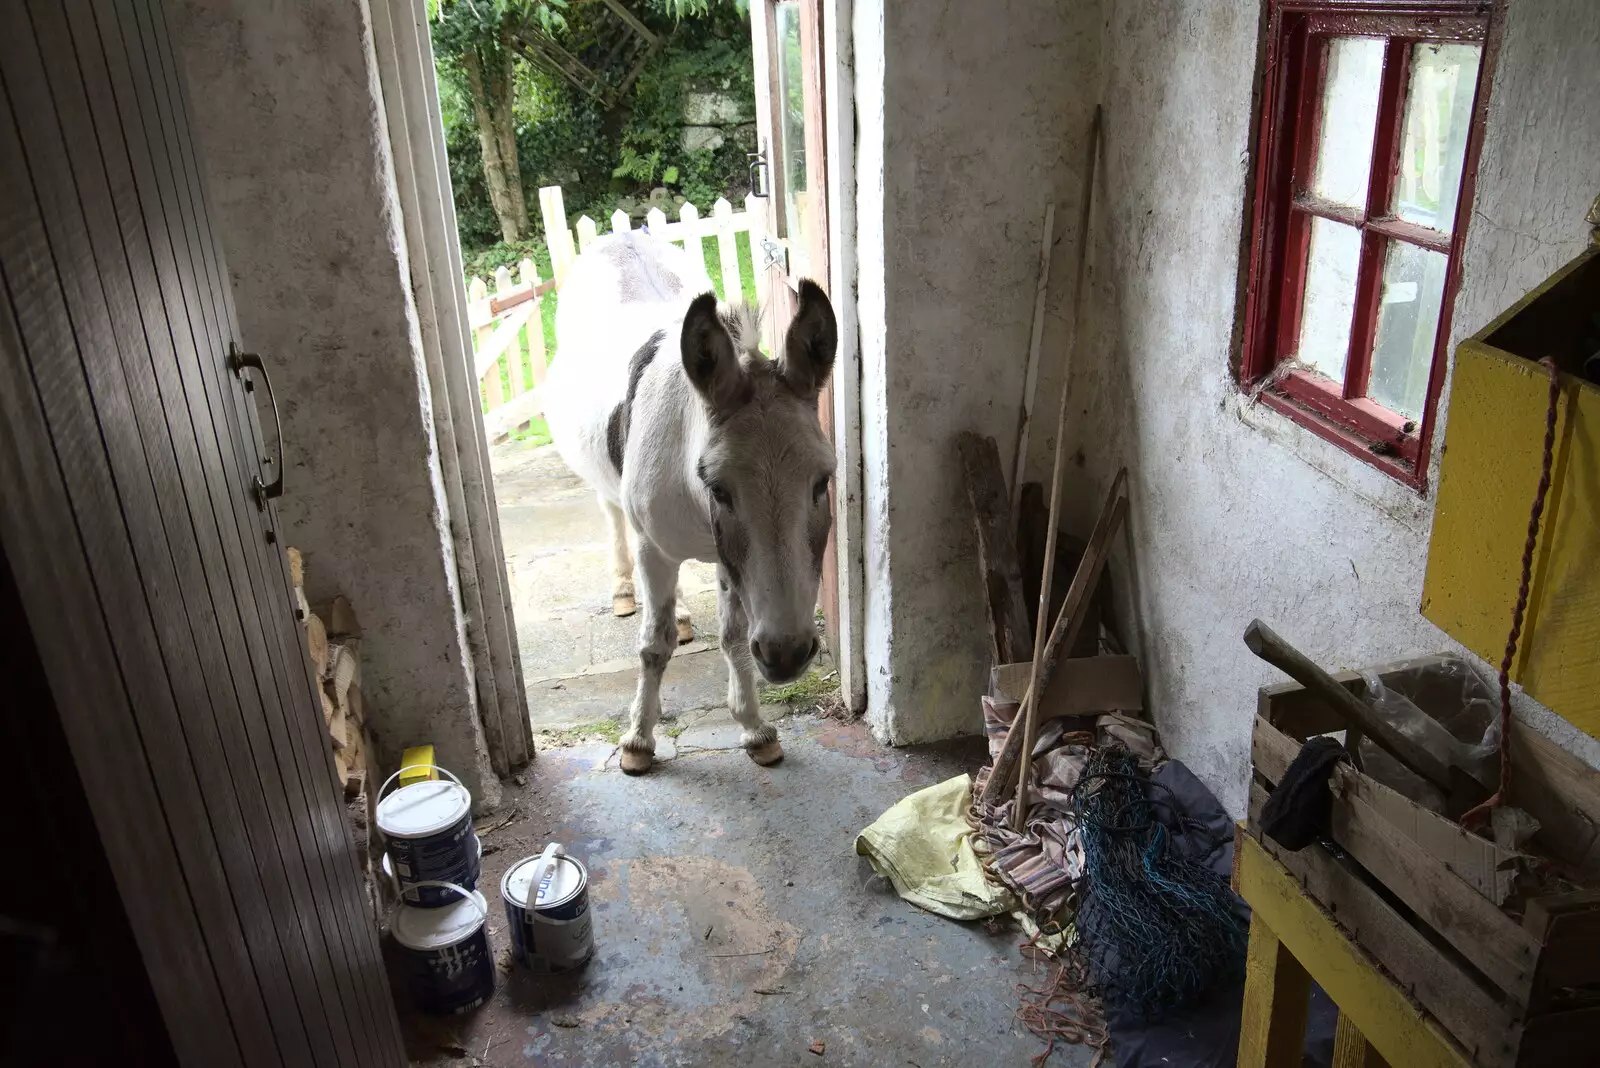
xmin=1061 ymin=0 xmax=1600 ymax=816
xmin=857 ymin=0 xmax=1102 ymax=744
xmin=169 ymin=0 xmax=500 ymax=806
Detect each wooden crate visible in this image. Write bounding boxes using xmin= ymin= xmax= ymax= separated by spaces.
xmin=1248 ymin=655 xmax=1600 ymax=1068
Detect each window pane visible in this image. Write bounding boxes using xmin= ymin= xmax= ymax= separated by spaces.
xmin=775 ymin=1 xmax=813 ymax=279
xmin=1296 ymin=217 xmax=1363 ymax=383
xmin=1393 ymin=42 xmax=1481 ymax=232
xmin=1368 ymin=240 xmax=1449 ymax=418
xmin=1311 ymin=37 xmax=1385 ymax=208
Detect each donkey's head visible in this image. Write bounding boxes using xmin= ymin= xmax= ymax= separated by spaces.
xmin=681 ymin=281 xmax=838 ymax=684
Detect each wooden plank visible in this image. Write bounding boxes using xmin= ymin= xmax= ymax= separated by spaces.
xmin=955 ymin=432 xmax=1033 ymax=667
xmin=714 ymin=196 xmax=741 ymax=302
xmin=679 ymin=201 xmax=707 ymax=273
xmin=1254 ymin=714 xmax=1521 ymax=905
xmin=521 ymin=258 xmax=547 ymax=387
xmin=745 ymin=193 xmax=771 ymax=327
xmin=474 ymin=303 xmax=536 ymax=380
xmin=1237 ymin=833 xmax=1482 ymax=1068
xmin=539 ymin=184 xmax=574 ymax=283
xmin=482 ymin=387 xmax=544 ymax=443
xmin=1010 ymin=202 xmax=1055 ymax=519
xmin=993 ymin=655 xmax=1143 ymax=715
xmin=1248 ymin=787 xmax=1521 ymax=1068
xmin=1329 ymin=787 xmax=1538 ymax=1006
xmin=1332 ymin=1013 xmax=1389 ymax=1068
xmin=577 ymin=214 xmax=598 ymax=251
xmin=1507 ymin=719 xmax=1600 ymax=874
xmin=611 ymin=207 xmax=631 ymax=235
xmin=1238 ymin=912 xmax=1312 ymax=1068
xmin=1523 ymin=890 xmax=1600 ymax=1003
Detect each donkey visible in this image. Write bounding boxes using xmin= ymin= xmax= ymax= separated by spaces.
xmin=545 ymin=232 xmax=837 ymax=774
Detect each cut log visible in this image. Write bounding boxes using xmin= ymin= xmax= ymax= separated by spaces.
xmin=326 ymin=595 xmax=360 ymax=638
xmin=345 ymin=683 xmax=365 ymax=727
xmin=304 ymin=611 xmax=329 ymax=678
xmin=327 ymin=697 xmax=349 ymax=751
xmin=285 ymin=546 xmax=304 ymax=589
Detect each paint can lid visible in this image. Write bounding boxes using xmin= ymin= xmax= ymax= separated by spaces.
xmin=390 ymin=889 xmax=487 ymax=951
xmin=376 ymin=779 xmax=470 ymax=839
xmin=502 ymin=851 xmax=585 ymax=911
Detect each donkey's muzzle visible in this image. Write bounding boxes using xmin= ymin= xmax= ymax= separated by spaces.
xmin=751 ymin=634 xmax=818 ymax=684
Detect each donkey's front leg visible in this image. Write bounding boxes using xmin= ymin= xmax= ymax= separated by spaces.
xmin=619 ymin=541 xmax=678 ymax=775
xmin=718 ymin=569 xmax=782 ymax=766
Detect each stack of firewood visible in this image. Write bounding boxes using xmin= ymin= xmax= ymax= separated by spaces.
xmin=286 ymin=548 xmax=370 ymax=799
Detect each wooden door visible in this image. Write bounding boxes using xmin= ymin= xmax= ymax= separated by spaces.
xmin=754 ymin=0 xmax=838 ymax=647
xmin=0 ymin=2 xmax=403 ymax=1065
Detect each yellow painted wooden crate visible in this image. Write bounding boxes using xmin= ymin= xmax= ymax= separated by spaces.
xmin=1422 ymin=243 xmax=1600 ymax=739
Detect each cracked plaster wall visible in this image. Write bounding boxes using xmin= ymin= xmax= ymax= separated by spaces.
xmin=168 ymin=0 xmax=498 ymax=805
xmin=1058 ymin=0 xmax=1600 ymax=816
xmin=858 ymin=0 xmax=1102 ymax=744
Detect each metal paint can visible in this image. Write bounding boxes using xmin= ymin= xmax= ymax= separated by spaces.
xmin=501 ymin=843 xmax=594 ymax=973
xmin=390 ymin=882 xmax=494 ymax=1015
xmin=383 ymin=835 xmax=482 ymax=907
xmin=376 ymin=764 xmax=475 ymax=905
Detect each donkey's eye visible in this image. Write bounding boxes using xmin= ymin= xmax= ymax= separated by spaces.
xmin=812 ymin=476 xmax=830 ymax=502
xmin=709 ymin=484 xmax=733 ymax=507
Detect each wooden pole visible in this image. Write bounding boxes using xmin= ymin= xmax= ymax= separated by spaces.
xmin=1011 ymin=106 xmax=1102 ymax=830
xmin=1010 ymin=201 xmax=1056 ymax=518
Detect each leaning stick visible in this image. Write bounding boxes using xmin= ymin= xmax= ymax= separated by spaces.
xmin=1008 ymin=107 xmax=1103 ymax=831
xmin=982 ymin=471 xmax=1126 ymax=809
xmin=1010 ymin=201 xmax=1056 ymax=519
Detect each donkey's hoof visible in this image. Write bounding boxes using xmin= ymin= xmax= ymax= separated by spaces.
xmin=613 ymin=594 xmax=638 ymax=617
xmin=746 ymin=740 xmax=784 ymax=767
xmin=676 ymin=618 xmax=695 ymax=645
xmin=620 ymin=748 xmax=654 ymax=775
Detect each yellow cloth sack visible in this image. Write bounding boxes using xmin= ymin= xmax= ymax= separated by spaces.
xmin=853 ymin=774 xmax=1017 ymax=921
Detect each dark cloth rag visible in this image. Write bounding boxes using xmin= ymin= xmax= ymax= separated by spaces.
xmin=1261 ymin=737 xmax=1348 ymax=851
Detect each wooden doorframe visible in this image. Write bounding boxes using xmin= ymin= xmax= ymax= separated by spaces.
xmin=752 ymin=0 xmax=865 ymax=710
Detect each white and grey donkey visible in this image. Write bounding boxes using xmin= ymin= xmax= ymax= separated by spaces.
xmin=545 ymin=232 xmax=837 ymax=774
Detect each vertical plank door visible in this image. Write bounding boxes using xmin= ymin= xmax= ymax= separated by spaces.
xmin=0 ymin=1 xmax=404 ymax=1065
xmin=753 ymin=0 xmax=838 ymax=651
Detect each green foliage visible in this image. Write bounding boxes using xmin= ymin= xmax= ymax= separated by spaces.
xmin=435 ymin=1 xmax=755 ymax=256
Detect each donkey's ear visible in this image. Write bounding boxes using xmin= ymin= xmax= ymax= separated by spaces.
xmin=681 ymin=292 xmax=747 ymax=413
xmin=779 ymin=279 xmax=837 ymax=399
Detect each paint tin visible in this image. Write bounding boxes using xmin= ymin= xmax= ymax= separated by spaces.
xmin=501 ymin=843 xmax=594 ymax=973
xmin=390 ymin=882 xmax=494 ymax=1015
xmin=376 ymin=764 xmax=475 ymax=905
xmin=383 ymin=835 xmax=482 ymax=907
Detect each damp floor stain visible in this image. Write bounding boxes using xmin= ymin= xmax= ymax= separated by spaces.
xmin=396 ymin=715 xmax=1088 ymax=1067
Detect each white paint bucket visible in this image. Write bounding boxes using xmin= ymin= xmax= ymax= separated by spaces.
xmin=376 ymin=764 xmax=475 ymax=907
xmin=501 ymin=843 xmax=594 ymax=973
xmin=390 ymin=881 xmax=494 ymax=1015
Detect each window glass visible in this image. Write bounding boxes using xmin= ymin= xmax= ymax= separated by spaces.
xmin=1310 ymin=36 xmax=1385 ymax=207
xmin=1296 ymin=217 xmax=1364 ymax=382
xmin=1369 ymin=240 xmax=1449 ymax=418
xmin=1393 ymin=42 xmax=1481 ymax=232
xmin=774 ymin=1 xmax=812 ymax=279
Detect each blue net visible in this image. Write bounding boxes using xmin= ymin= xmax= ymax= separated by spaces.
xmin=1069 ymin=745 xmax=1248 ymax=1015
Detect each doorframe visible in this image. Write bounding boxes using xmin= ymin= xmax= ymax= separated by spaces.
xmin=367 ymin=0 xmax=533 ymax=775
xmin=751 ymin=0 xmax=866 ymax=713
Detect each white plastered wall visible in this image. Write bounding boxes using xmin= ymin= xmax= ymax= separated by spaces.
xmin=1060 ymin=0 xmax=1600 ymax=815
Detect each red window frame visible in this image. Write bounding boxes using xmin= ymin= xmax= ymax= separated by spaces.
xmin=1239 ymin=1 xmax=1499 ymax=490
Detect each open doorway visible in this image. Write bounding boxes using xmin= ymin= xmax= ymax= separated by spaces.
xmin=429 ymin=0 xmax=844 ymax=739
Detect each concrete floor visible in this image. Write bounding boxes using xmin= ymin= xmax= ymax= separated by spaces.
xmin=491 ymin=438 xmax=731 ymax=729
xmin=398 ymin=713 xmax=1082 ymax=1067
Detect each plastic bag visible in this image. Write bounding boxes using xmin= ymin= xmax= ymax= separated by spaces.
xmin=1355 ymin=658 xmax=1499 ymax=812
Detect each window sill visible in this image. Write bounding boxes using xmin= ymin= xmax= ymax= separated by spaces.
xmin=1256 ymin=387 xmax=1427 ymax=491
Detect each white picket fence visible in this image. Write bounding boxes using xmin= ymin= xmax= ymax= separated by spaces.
xmin=468 ymin=184 xmax=767 ymax=443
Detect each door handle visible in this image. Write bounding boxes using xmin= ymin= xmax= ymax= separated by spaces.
xmin=748 ymin=149 xmax=770 ymax=198
xmin=227 ymin=343 xmax=284 ymax=510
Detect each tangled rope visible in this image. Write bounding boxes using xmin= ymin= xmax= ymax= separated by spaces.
xmin=1070 ymin=746 xmax=1247 ymax=1015
xmin=1014 ymin=938 xmax=1108 ymax=1068
xmin=1461 ymin=356 xmax=1562 ymax=831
